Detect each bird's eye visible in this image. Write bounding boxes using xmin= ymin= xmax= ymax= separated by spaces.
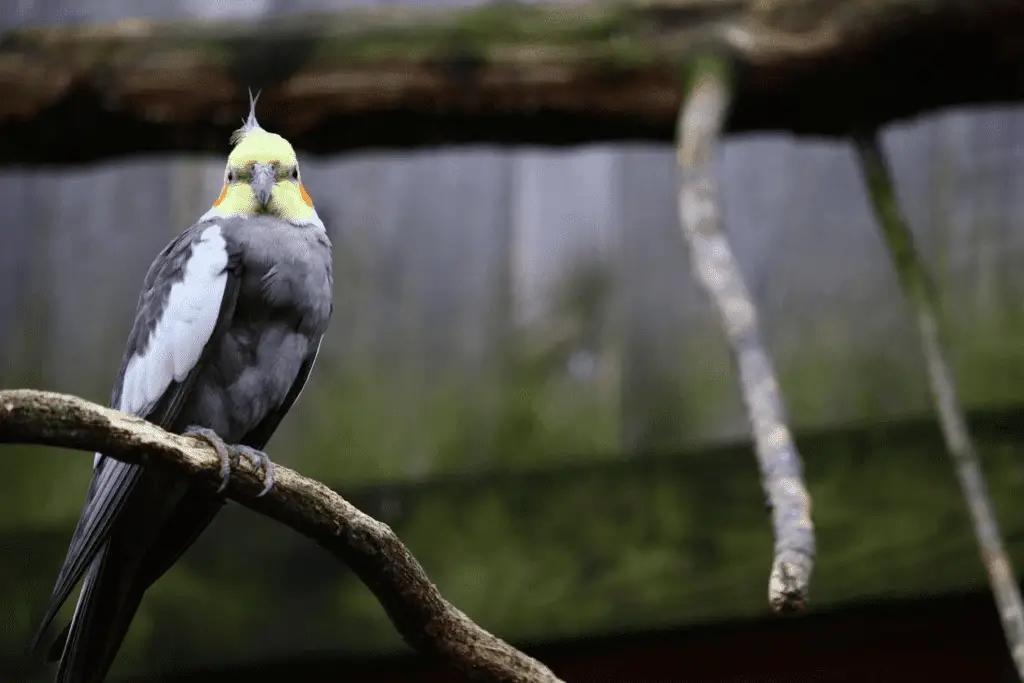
xmin=291 ymin=167 xmax=299 ymax=180
xmin=226 ymin=170 xmax=236 ymax=182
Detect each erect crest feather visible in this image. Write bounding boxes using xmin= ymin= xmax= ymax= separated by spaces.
xmin=229 ymin=88 xmax=263 ymax=146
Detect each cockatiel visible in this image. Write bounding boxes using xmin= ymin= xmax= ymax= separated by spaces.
xmin=32 ymin=92 xmax=333 ymax=683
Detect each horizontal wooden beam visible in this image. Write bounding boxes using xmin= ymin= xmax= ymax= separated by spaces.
xmin=1 ymin=0 xmax=1022 ymax=164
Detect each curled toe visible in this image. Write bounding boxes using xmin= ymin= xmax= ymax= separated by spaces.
xmin=182 ymin=426 xmax=232 ymax=492
xmin=230 ymin=445 xmax=275 ymax=497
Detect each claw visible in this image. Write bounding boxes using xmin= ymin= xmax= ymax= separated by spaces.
xmin=183 ymin=425 xmax=232 ymax=493
xmin=231 ymin=445 xmax=275 ymax=497
xmin=182 ymin=427 xmax=275 ymax=496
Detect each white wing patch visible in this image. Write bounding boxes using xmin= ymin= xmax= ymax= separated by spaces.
xmin=118 ymin=226 xmax=229 ymax=416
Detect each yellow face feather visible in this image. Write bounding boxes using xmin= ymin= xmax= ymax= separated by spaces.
xmin=205 ymin=97 xmax=320 ymax=227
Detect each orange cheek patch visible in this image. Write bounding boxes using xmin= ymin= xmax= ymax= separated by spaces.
xmin=299 ymin=183 xmax=314 ymax=207
xmin=213 ymin=184 xmax=229 ymax=206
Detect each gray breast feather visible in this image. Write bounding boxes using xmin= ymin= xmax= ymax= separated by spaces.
xmin=117 ymin=225 xmax=229 ymax=417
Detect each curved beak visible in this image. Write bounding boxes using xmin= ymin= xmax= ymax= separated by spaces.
xmin=251 ymin=163 xmax=276 ymax=208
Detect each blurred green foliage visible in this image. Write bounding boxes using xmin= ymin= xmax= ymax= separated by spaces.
xmin=301 ymin=0 xmax=656 ymax=66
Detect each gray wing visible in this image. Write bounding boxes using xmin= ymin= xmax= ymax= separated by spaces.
xmin=242 ymin=334 xmax=325 ymax=450
xmin=132 ymin=333 xmax=325 ymax=588
xmin=31 ymin=222 xmax=241 ymax=655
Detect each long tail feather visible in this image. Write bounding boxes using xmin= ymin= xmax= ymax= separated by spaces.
xmin=53 ymin=546 xmax=147 ymax=683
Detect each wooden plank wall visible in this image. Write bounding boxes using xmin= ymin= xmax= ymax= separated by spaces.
xmin=0 ymin=0 xmax=1023 ymax=536
xmin=3 ymin=106 xmax=1024 ymax=527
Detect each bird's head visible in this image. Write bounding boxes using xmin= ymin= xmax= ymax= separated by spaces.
xmin=201 ymin=91 xmax=322 ymax=228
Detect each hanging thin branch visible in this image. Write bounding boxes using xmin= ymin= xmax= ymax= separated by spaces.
xmin=675 ymin=55 xmax=815 ymax=613
xmin=853 ymin=130 xmax=1024 ymax=680
xmin=0 ymin=389 xmax=564 ymax=683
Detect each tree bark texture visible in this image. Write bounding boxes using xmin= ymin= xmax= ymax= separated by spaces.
xmin=675 ymin=55 xmax=814 ymax=613
xmin=0 ymin=389 xmax=565 ymax=683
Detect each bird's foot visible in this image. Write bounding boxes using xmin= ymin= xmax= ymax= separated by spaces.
xmin=183 ymin=426 xmax=231 ymax=490
xmin=233 ymin=445 xmax=275 ymax=497
xmin=183 ymin=426 xmax=275 ymax=497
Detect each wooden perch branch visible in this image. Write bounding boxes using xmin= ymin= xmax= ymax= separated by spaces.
xmin=0 ymin=389 xmax=564 ymax=683
xmin=853 ymin=131 xmax=1024 ymax=680
xmin=1 ymin=0 xmax=1023 ymax=163
xmin=675 ymin=56 xmax=814 ymax=613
